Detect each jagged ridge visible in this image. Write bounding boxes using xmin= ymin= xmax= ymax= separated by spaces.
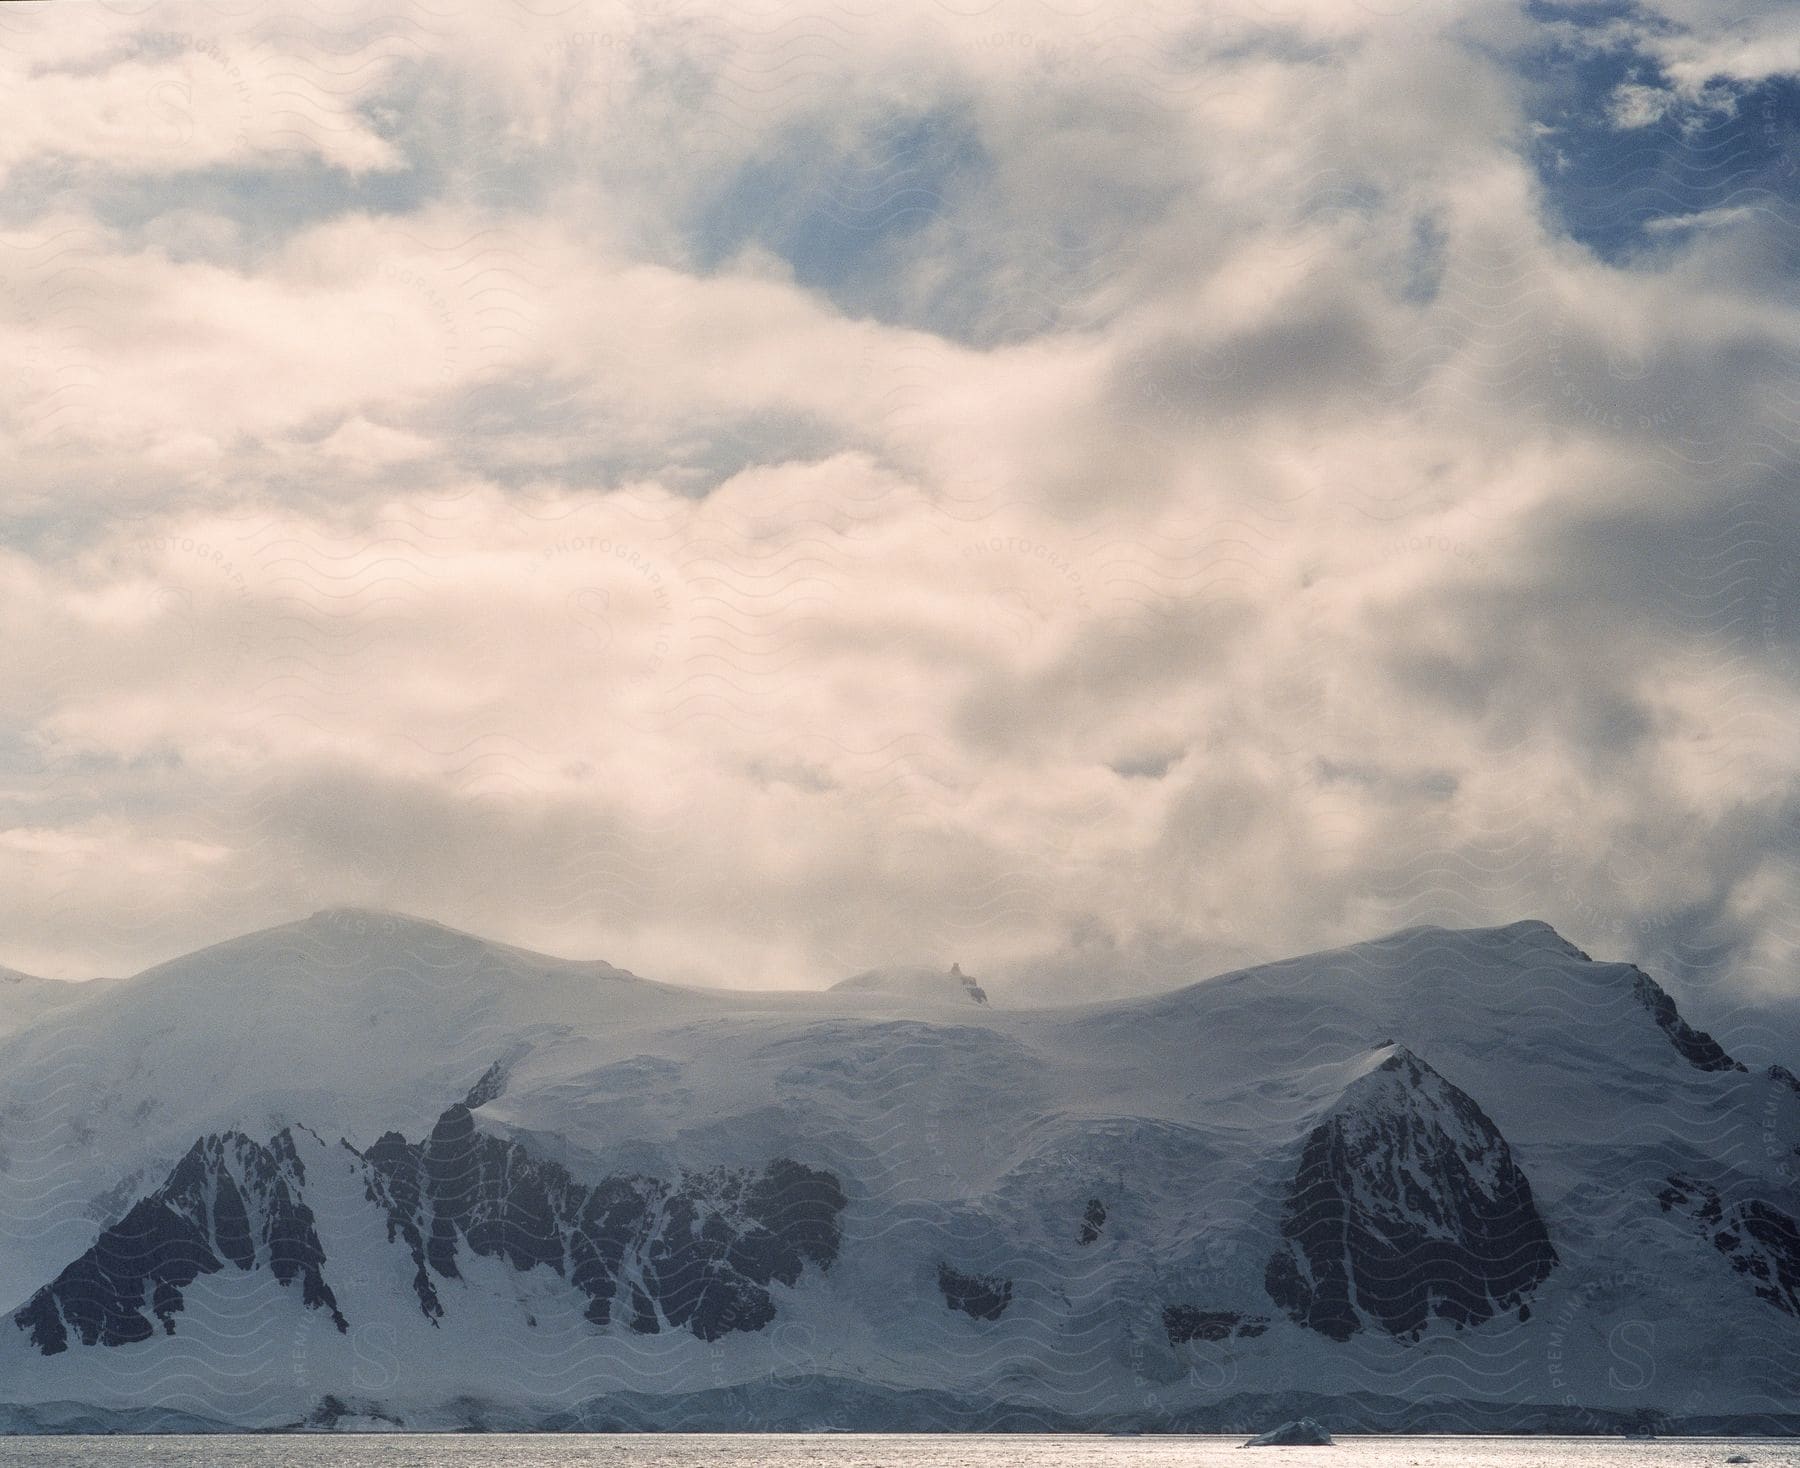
xmin=14 ymin=1129 xmax=344 ymax=1354
xmin=1630 ymin=969 xmax=1747 ymax=1073
xmin=1660 ymin=1174 xmax=1800 ymax=1315
xmin=358 ymin=1101 xmax=848 ymax=1341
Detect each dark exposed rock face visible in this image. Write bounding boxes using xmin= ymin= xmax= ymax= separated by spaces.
xmin=1630 ymin=970 xmax=1746 ymax=1073
xmin=462 ymin=1058 xmax=513 ymax=1109
xmin=18 ymin=1079 xmax=848 ymax=1357
xmin=1660 ymin=1174 xmax=1800 ymax=1314
xmin=306 ymin=1393 xmax=403 ymax=1429
xmin=937 ymin=1262 xmax=1012 ymax=1320
xmin=1659 ymin=1174 xmax=1725 ymax=1227
xmin=1078 ymin=1197 xmax=1107 ymax=1245
xmin=13 ymin=1130 xmax=345 ymax=1355
xmin=949 ymin=963 xmax=989 ymax=1006
xmin=360 ymin=1102 xmax=847 ymax=1341
xmin=1264 ymin=1047 xmax=1557 ymax=1342
xmin=1163 ymin=1306 xmax=1269 ymax=1343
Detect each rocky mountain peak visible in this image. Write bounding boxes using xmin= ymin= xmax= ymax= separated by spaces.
xmin=14 ymin=1128 xmax=345 ymax=1356
xmin=1265 ymin=1045 xmax=1557 ymax=1342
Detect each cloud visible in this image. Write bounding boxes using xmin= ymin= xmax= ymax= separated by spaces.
xmin=0 ymin=20 xmax=401 ymax=187
xmin=0 ymin=0 xmax=1795 ymax=1010
xmin=1606 ymin=80 xmax=1680 ymax=127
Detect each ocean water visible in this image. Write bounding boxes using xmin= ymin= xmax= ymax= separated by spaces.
xmin=0 ymin=1436 xmax=1789 ymax=1468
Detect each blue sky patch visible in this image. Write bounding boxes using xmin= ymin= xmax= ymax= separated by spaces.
xmin=1521 ymin=10 xmax=1800 ymax=262
xmin=1526 ymin=22 xmax=1800 ymax=260
xmin=689 ymin=104 xmax=996 ymax=332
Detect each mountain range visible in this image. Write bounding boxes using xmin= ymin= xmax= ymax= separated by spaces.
xmin=0 ymin=909 xmax=1796 ymax=1434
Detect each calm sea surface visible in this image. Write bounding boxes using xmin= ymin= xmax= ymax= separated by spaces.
xmin=0 ymin=1437 xmax=1790 ymax=1468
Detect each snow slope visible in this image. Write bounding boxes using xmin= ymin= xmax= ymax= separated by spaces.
xmin=0 ymin=968 xmax=99 ymax=1039
xmin=0 ymin=911 xmax=1795 ymax=1432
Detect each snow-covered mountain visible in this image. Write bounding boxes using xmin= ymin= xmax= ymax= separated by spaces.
xmin=0 ymin=966 xmax=98 ymax=1039
xmin=1 ymin=910 xmax=1796 ymax=1433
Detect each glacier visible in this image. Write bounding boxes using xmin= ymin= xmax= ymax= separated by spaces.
xmin=0 ymin=910 xmax=1796 ymax=1433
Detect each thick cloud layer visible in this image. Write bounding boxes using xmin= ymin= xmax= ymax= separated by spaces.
xmin=0 ymin=0 xmax=1795 ymax=1001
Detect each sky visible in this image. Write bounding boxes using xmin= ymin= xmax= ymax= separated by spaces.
xmin=0 ymin=0 xmax=1796 ymax=1001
